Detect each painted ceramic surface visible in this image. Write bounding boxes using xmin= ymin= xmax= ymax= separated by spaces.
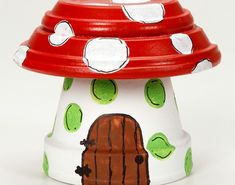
xmin=76 ymin=114 xmax=150 ymax=184
xmin=45 ymin=78 xmax=191 ymax=184
xmin=13 ymin=0 xmax=219 ymax=184
xmin=144 ymin=79 xmax=166 ymax=108
xmin=147 ymin=133 xmax=175 ymax=160
xmin=14 ymin=0 xmax=221 ymax=79
xmin=90 ymin=79 xmax=118 ymax=104
xmin=13 ymin=46 xmax=29 ymax=66
xmin=185 ymin=148 xmax=193 ymax=176
xmin=43 ymin=153 xmax=49 ymax=176
xmin=64 ymin=103 xmax=83 ymax=133
xmin=49 ymin=21 xmax=75 ymax=47
xmin=63 ymin=78 xmax=74 ymax=91
xmin=122 ymin=3 xmax=165 ymax=24
xmin=83 ymin=38 xmax=129 ymax=74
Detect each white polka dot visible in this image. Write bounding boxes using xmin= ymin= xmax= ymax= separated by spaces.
xmin=83 ymin=38 xmax=129 ymax=73
xmin=113 ymin=0 xmax=150 ymax=4
xmin=170 ymin=33 xmax=193 ymax=55
xmin=122 ymin=3 xmax=165 ymax=24
xmin=192 ymin=59 xmax=213 ymax=73
xmin=49 ymin=21 xmax=75 ymax=47
xmin=13 ymin=45 xmax=29 ymax=66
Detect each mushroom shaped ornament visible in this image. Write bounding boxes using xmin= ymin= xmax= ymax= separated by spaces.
xmin=13 ymin=0 xmax=221 ymax=184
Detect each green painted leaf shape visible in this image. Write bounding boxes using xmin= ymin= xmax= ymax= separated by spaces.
xmin=64 ymin=103 xmax=83 ymax=133
xmin=91 ymin=79 xmax=118 ymax=104
xmin=43 ymin=153 xmax=49 ymax=176
xmin=145 ymin=79 xmax=166 ymax=108
xmin=147 ymin=133 xmax=175 ymax=160
xmin=185 ymin=148 xmax=193 ymax=176
xmin=63 ymin=78 xmax=73 ymax=91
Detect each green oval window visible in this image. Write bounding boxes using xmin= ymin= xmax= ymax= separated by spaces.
xmin=147 ymin=133 xmax=175 ymax=160
xmin=185 ymin=148 xmax=193 ymax=176
xmin=43 ymin=153 xmax=49 ymax=176
xmin=64 ymin=103 xmax=83 ymax=133
xmin=90 ymin=79 xmax=118 ymax=104
xmin=63 ymin=78 xmax=73 ymax=91
xmin=145 ymin=79 xmax=166 ymax=108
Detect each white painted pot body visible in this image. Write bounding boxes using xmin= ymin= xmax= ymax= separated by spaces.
xmin=44 ymin=78 xmax=192 ymax=185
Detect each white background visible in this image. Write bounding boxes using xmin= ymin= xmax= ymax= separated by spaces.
xmin=0 ymin=0 xmax=234 ymax=185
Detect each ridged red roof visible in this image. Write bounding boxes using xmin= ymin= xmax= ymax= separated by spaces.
xmin=13 ymin=0 xmax=221 ymax=79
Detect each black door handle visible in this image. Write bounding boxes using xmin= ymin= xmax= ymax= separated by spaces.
xmin=80 ymin=139 xmax=95 ymax=147
xmin=135 ymin=155 xmax=144 ymax=164
xmin=75 ymin=164 xmax=92 ymax=177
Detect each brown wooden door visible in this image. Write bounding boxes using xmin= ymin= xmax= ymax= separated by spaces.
xmin=76 ymin=114 xmax=150 ymax=185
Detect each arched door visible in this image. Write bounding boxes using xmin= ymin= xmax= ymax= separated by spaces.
xmin=76 ymin=114 xmax=150 ymax=185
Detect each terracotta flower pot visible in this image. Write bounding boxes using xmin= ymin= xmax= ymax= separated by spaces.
xmin=14 ymin=0 xmax=221 ymax=184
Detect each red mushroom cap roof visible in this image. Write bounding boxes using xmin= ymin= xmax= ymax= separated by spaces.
xmin=13 ymin=0 xmax=221 ymax=79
